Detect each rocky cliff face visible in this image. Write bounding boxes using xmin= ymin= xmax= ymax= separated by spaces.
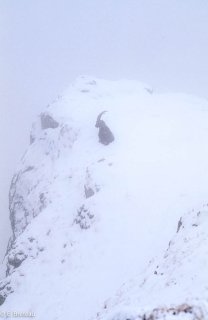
xmin=9 ymin=111 xmax=78 ymax=239
xmin=1 ymin=77 xmax=208 ymax=319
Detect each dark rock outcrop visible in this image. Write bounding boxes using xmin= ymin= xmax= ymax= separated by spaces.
xmin=8 ymin=251 xmax=27 ymax=269
xmin=84 ymin=185 xmax=95 ymax=199
xmin=74 ymin=205 xmax=94 ymax=229
xmin=0 ymin=294 xmax=6 ymax=306
xmin=0 ymin=279 xmax=13 ymax=306
xmin=40 ymin=113 xmax=59 ymax=130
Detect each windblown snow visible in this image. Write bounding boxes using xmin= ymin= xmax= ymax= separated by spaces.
xmin=1 ymin=76 xmax=208 ymax=319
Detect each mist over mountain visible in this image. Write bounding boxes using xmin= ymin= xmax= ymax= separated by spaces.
xmin=1 ymin=0 xmax=208 ymax=263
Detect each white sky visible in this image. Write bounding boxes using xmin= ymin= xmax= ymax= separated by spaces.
xmin=1 ymin=0 xmax=208 ymax=260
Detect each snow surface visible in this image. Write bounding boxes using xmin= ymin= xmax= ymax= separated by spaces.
xmin=1 ymin=76 xmax=208 ymax=319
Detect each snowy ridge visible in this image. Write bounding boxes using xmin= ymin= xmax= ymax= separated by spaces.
xmin=1 ymin=76 xmax=208 ymax=319
xmin=94 ymin=206 xmax=208 ymax=319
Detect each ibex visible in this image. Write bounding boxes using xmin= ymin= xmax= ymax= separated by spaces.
xmin=95 ymin=111 xmax=114 ymax=145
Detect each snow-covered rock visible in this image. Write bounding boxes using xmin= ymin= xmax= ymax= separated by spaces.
xmin=94 ymin=206 xmax=208 ymax=319
xmin=1 ymin=76 xmax=208 ymax=319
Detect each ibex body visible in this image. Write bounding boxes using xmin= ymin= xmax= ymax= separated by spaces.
xmin=95 ymin=111 xmax=114 ymax=145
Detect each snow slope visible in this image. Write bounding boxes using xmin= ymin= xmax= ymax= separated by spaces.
xmin=0 ymin=76 xmax=208 ymax=319
xmin=95 ymin=205 xmax=208 ymax=320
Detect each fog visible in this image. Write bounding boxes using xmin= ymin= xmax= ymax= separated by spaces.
xmin=1 ymin=0 xmax=208 ymax=260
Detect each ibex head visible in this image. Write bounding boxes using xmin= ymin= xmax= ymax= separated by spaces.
xmin=95 ymin=111 xmax=107 ymax=128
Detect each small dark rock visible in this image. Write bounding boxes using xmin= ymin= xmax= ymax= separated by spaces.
xmin=40 ymin=113 xmax=59 ymax=130
xmin=39 ymin=193 xmax=47 ymax=211
xmin=80 ymin=89 xmax=90 ymax=93
xmin=23 ymin=166 xmax=34 ymax=174
xmin=84 ymin=185 xmax=95 ymax=199
xmin=8 ymin=252 xmax=27 ymax=268
xmin=30 ymin=133 xmax=35 ymax=144
xmin=0 ymin=294 xmax=5 ymax=306
xmin=177 ymin=217 xmax=183 ymax=233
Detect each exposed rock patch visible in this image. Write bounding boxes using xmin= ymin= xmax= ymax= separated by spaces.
xmin=40 ymin=113 xmax=59 ymax=130
xmin=74 ymin=205 xmax=94 ymax=230
xmin=84 ymin=185 xmax=95 ymax=199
